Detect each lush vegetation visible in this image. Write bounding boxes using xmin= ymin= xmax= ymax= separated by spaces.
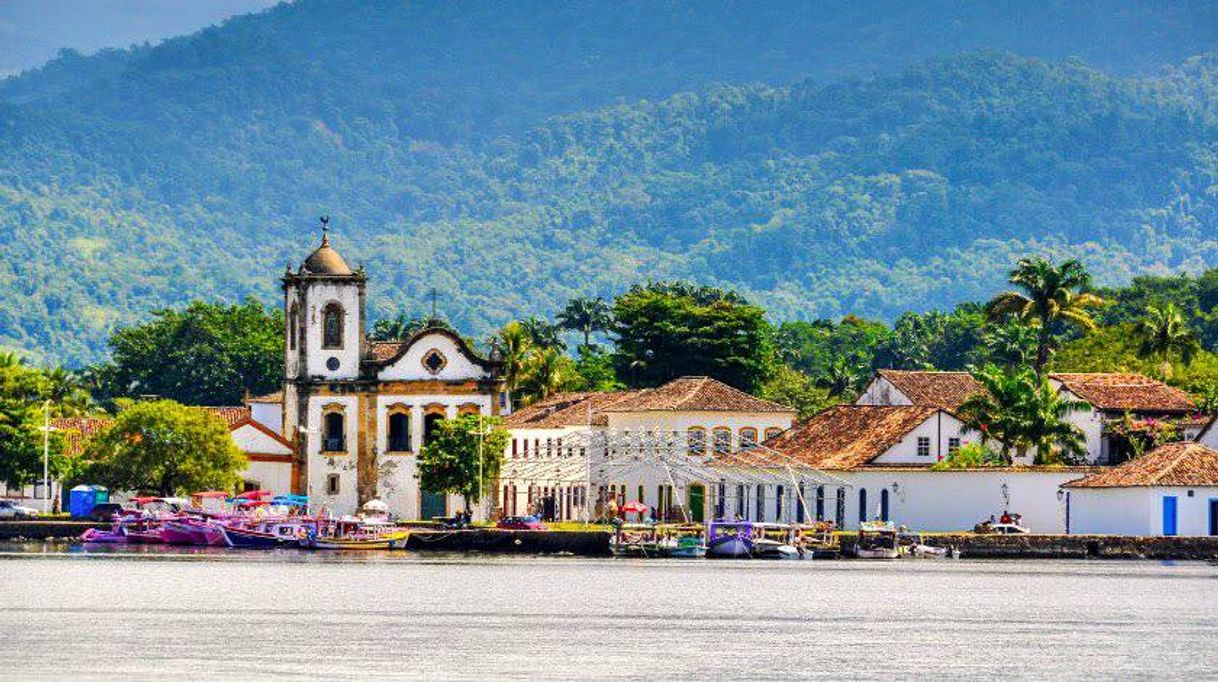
xmin=0 ymin=352 xmax=87 ymax=488
xmin=0 ymin=1 xmax=1216 ymax=365
xmin=417 ymin=414 xmax=510 ymax=509
xmin=80 ymin=399 xmax=246 ymax=495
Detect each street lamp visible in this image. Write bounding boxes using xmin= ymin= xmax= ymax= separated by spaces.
xmin=468 ymin=413 xmax=488 ymax=521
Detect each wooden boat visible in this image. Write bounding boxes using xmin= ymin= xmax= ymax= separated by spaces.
xmin=80 ymin=527 xmax=125 ymax=543
xmin=301 ymin=531 xmax=409 ymax=550
xmin=853 ymin=521 xmax=900 ymax=559
xmin=160 ymin=519 xmax=210 ymax=545
xmin=706 ymin=520 xmax=754 ymax=558
xmin=654 ymin=524 xmax=708 ymax=558
xmin=752 ymin=523 xmax=803 ymax=559
xmin=220 ymin=524 xmax=289 ymax=549
xmin=299 ymin=518 xmax=409 ymax=550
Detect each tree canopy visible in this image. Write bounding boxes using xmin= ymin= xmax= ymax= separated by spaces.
xmin=416 ymin=414 xmax=510 ymax=508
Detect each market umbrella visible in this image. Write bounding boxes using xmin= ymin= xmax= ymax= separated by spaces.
xmin=619 ymin=501 xmax=649 ymax=515
xmin=363 ymin=499 xmax=389 ymax=514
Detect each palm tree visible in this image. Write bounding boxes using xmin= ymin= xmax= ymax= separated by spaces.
xmin=1135 ymin=303 xmax=1200 ymax=379
xmin=957 ymin=365 xmax=1089 ymax=464
xmin=520 ymin=347 xmax=571 ymax=404
xmin=42 ymin=366 xmax=92 ymax=416
xmin=985 ymin=257 xmax=1104 ymax=375
xmin=520 ymin=316 xmax=565 ymax=350
xmin=817 ymin=354 xmax=867 ymax=398
xmin=497 ymin=322 xmax=533 ymax=406
xmin=0 ymin=351 xmax=25 ymax=369
xmin=556 ymin=296 xmax=612 ymax=348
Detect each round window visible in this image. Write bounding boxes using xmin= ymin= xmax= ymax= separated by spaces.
xmin=421 ymin=349 xmax=447 ymax=374
xmin=326 ymin=357 xmax=340 ymax=371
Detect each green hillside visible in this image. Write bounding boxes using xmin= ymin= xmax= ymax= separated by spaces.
xmin=1 ymin=0 xmax=1216 ymax=364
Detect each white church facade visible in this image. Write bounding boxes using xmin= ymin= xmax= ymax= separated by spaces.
xmin=276 ymin=228 xmax=507 ymax=519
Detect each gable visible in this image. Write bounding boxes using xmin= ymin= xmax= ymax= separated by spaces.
xmin=231 ymin=423 xmax=293 ymax=456
xmin=376 ymin=330 xmax=495 ymax=382
xmin=855 ymin=376 xmax=913 ymax=406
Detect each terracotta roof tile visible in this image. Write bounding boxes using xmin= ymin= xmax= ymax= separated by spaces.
xmin=1049 ymin=373 xmax=1195 ymax=413
xmin=1064 ymin=442 xmax=1218 ymax=488
xmin=601 ymin=376 xmax=794 ymax=414
xmin=505 ymin=391 xmax=642 ymax=429
xmin=50 ymin=417 xmax=113 ymax=456
xmin=875 ymin=370 xmax=983 ymax=410
xmin=764 ymin=405 xmax=940 ymax=470
xmin=198 ymin=406 xmax=252 ymax=428
xmin=247 ymin=391 xmax=283 ymax=404
xmin=369 ymin=341 xmax=405 ymax=362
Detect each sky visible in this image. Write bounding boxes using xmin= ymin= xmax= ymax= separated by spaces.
xmin=0 ymin=0 xmax=281 ymax=76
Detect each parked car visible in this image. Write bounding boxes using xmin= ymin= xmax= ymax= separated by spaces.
xmin=0 ymin=501 xmax=39 ymax=519
xmin=87 ymin=503 xmax=125 ymax=522
xmin=496 ymin=515 xmax=548 ymax=531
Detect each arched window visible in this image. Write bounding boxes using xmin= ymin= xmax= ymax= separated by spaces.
xmin=712 ymin=427 xmax=731 ymax=454
xmin=323 ymin=411 xmax=345 ymax=452
xmin=816 ymin=485 xmax=825 ymax=521
xmin=755 ymin=484 xmax=766 ymax=522
xmin=739 ymin=427 xmax=758 ymax=450
xmin=686 ymin=427 xmax=706 ymax=455
xmin=322 ymin=302 xmax=344 ymax=349
xmin=835 ymin=488 xmax=846 ymax=527
xmin=880 ymin=488 xmax=890 ymax=522
xmin=764 ymin=427 xmax=783 ymax=441
xmin=288 ymin=303 xmax=299 ymax=351
xmin=858 ymin=488 xmax=868 ymax=524
xmin=387 ymin=410 xmax=410 ymax=452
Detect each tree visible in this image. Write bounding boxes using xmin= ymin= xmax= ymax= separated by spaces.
xmin=0 ymin=361 xmax=62 ymax=489
xmin=520 ymin=316 xmax=566 ymax=350
xmin=817 ymin=353 xmax=868 ymax=398
xmin=518 ymin=346 xmax=575 ymax=404
xmin=985 ymin=257 xmax=1104 ymax=375
xmin=567 ymin=345 xmax=623 ymax=393
xmin=93 ymin=299 xmax=283 ymax=406
xmin=556 ymin=296 xmax=613 ymax=347
xmin=41 ymin=366 xmax=92 ymax=416
xmin=82 ymin=400 xmax=246 ymax=495
xmin=496 ymin=321 xmax=533 ymax=406
xmin=611 ymin=282 xmax=775 ymax=391
xmin=956 ymin=365 xmax=1088 ymax=465
xmin=758 ymin=365 xmax=836 ymax=420
xmin=1135 ymin=303 xmax=1201 ymax=379
xmin=417 ymin=414 xmax=510 ymax=511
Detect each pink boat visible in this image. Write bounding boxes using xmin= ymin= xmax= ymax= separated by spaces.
xmin=80 ymin=527 xmax=125 ymax=543
xmin=160 ymin=519 xmax=210 ymax=545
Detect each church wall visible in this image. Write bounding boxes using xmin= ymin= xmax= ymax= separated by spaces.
xmin=306 ymin=395 xmax=359 ymax=514
xmin=376 ymin=332 xmax=491 ymax=382
xmin=303 ymin=281 xmax=362 ymax=380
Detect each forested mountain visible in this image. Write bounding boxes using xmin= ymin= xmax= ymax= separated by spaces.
xmin=1 ymin=0 xmax=1217 ymax=364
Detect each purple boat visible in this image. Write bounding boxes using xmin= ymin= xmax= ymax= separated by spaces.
xmin=80 ymin=527 xmax=125 ymax=543
xmin=160 ymin=519 xmax=210 ymax=545
xmin=220 ymin=525 xmax=288 ymax=549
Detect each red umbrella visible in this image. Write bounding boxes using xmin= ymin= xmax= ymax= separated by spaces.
xmin=619 ymin=501 xmax=649 ymax=514
xmin=236 ymin=490 xmax=272 ymax=500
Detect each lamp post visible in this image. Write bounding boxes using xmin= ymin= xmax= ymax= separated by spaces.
xmin=40 ymin=400 xmax=52 ymax=513
xmin=468 ymin=413 xmax=487 ymax=521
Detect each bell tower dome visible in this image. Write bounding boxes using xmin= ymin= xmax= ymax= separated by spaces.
xmin=282 ymin=217 xmax=366 ymax=381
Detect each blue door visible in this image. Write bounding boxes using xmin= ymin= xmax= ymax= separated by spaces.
xmin=1162 ymin=496 xmax=1178 ymax=536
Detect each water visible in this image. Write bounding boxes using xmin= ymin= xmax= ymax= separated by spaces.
xmin=0 ymin=543 xmax=1215 ymax=680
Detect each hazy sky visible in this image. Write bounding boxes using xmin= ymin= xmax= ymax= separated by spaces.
xmin=0 ymin=0 xmax=281 ymax=76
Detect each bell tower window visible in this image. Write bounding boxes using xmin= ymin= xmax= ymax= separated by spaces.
xmin=288 ymin=303 xmax=299 ymax=351
xmin=322 ymin=302 xmax=344 ymax=350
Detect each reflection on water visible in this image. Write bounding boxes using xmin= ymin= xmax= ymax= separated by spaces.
xmin=1 ymin=543 xmax=1215 ymax=679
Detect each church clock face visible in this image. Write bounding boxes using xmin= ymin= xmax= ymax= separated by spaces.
xmin=326 ymin=357 xmax=340 ymax=371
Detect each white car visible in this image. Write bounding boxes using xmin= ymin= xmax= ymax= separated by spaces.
xmin=0 ymin=501 xmax=39 ymax=519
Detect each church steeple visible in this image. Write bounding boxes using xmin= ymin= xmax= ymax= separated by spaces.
xmin=300 ymin=216 xmax=354 ymax=276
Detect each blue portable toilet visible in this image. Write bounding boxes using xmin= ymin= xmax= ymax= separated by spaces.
xmin=69 ymin=485 xmax=109 ymax=518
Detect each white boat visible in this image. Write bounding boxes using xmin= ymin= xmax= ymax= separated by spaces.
xmin=853 ymin=520 xmax=900 ymax=559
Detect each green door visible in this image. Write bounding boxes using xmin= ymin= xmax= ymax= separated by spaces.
xmin=688 ymin=484 xmax=705 ymax=523
xmin=421 ymin=491 xmax=447 ymax=520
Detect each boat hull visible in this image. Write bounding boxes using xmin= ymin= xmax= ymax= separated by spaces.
xmin=707 ymin=536 xmax=752 ymax=559
xmin=221 ymin=525 xmax=289 ymax=549
xmin=160 ymin=521 xmax=210 ymax=546
xmin=299 ymin=531 xmax=409 ymax=550
xmin=80 ymin=528 xmax=124 ymax=543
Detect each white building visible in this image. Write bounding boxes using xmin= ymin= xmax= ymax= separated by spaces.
xmin=500 ymin=376 xmax=797 ymax=522
xmin=763 ymin=404 xmax=1088 ymax=531
xmin=278 ymin=228 xmax=506 ymax=520
xmin=1064 ymin=442 xmax=1218 ymax=536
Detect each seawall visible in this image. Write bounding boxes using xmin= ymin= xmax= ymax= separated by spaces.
xmin=404 ymin=529 xmax=612 ymax=556
xmin=918 ymin=533 xmax=1218 ymax=560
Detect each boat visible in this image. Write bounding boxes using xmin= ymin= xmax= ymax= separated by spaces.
xmin=654 ymin=524 xmax=708 ymax=558
xmin=298 ymin=518 xmax=409 ymax=550
xmin=752 ymin=523 xmax=804 ymax=559
xmin=160 ymin=519 xmax=211 ymax=545
xmin=852 ymin=520 xmax=900 ymax=559
xmin=123 ymin=519 xmax=165 ymax=544
xmin=220 ymin=524 xmax=291 ymax=549
xmin=706 ymin=520 xmax=755 ymax=558
xmin=80 ymin=527 xmax=125 ymax=543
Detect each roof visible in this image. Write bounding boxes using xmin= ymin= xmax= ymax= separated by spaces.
xmin=369 ymin=341 xmax=403 ymax=362
xmin=50 ymin=417 xmax=113 ymax=456
xmin=504 ymin=391 xmax=643 ymax=429
xmin=300 ymin=232 xmax=353 ymax=276
xmin=874 ymin=370 xmax=983 ymax=410
xmin=764 ymin=405 xmax=940 ymax=470
xmin=1064 ymin=442 xmax=1218 ymax=488
xmin=229 ymin=416 xmax=294 ymax=451
xmin=247 ymin=391 xmax=283 ymax=404
xmin=365 ymin=324 xmax=501 ymax=371
xmin=198 ymin=406 xmax=252 ymax=428
xmin=1049 ymin=373 xmax=1195 ymax=413
xmin=600 ymin=376 xmax=794 ymax=414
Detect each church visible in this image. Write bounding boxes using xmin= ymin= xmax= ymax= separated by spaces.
xmin=271 ymin=224 xmax=508 ymax=519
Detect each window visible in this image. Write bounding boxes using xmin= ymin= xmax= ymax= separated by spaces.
xmin=775 ymin=485 xmax=784 ymax=522
xmin=796 ymin=483 xmax=805 ymax=523
xmin=637 ymin=485 xmax=645 ymax=505
xmin=546 ymin=438 xmax=553 ymax=457
xmin=816 ymin=486 xmax=825 ymax=521
xmin=326 ymin=474 xmax=340 ymax=495
xmin=764 ymin=427 xmax=783 ymax=441
xmin=712 ymin=427 xmax=731 ymax=454
xmin=736 ymin=484 xmax=746 ymax=519
xmin=323 ymin=411 xmax=345 ymax=452
xmin=288 ymin=303 xmax=299 ymax=351
xmin=917 ymin=436 xmax=931 ymax=457
xmin=322 ymin=302 xmax=344 ymax=349
xmin=521 ymin=439 xmax=529 ymax=458
xmin=512 ymin=439 xmax=518 ymax=459
xmin=948 ymin=437 xmax=961 ymax=454
xmin=387 ymin=411 xmax=410 ymax=452
xmin=739 ymin=427 xmax=758 ymax=450
xmin=859 ymin=488 xmax=868 ymax=523
xmin=835 ymin=489 xmax=846 ymax=527
xmin=687 ymin=427 xmax=707 ymax=455
xmin=880 ymin=489 xmax=890 ymax=522
xmin=716 ymin=480 xmax=726 ymax=519
xmin=756 ymin=484 xmax=766 ymax=522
